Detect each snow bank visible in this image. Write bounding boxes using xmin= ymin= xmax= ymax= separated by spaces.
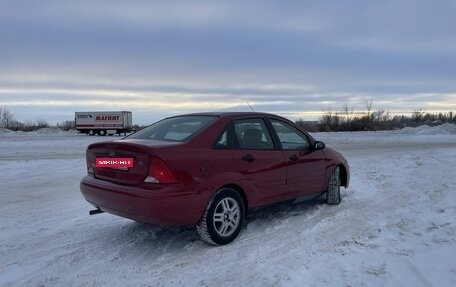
xmin=30 ymin=127 xmax=70 ymax=135
xmin=394 ymin=123 xmax=456 ymax=135
xmin=0 ymin=127 xmax=79 ymax=137
xmin=0 ymin=128 xmax=16 ymax=135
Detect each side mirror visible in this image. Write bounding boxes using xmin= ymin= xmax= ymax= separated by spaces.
xmin=314 ymin=141 xmax=326 ymax=150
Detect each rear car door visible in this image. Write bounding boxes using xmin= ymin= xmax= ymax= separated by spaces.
xmin=269 ymin=118 xmax=326 ymax=200
xmin=231 ymin=117 xmax=286 ymax=207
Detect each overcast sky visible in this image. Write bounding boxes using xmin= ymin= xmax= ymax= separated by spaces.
xmin=1 ymin=0 xmax=455 ymax=124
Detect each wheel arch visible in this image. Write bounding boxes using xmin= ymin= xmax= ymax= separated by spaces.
xmin=338 ymin=164 xmax=349 ymax=188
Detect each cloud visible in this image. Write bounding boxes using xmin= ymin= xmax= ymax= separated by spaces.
xmin=0 ymin=1 xmax=455 ymax=124
xmin=1 ymin=81 xmax=454 ymax=124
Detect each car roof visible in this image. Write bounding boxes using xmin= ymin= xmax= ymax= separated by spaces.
xmin=175 ymin=111 xmax=284 ymax=119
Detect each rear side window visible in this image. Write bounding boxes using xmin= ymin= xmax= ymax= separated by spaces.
xmin=233 ymin=118 xmax=274 ymax=150
xmin=214 ymin=127 xmax=230 ymax=149
xmin=126 ymin=116 xmax=216 ymax=142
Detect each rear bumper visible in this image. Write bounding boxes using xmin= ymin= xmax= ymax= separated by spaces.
xmin=80 ymin=175 xmax=207 ymax=225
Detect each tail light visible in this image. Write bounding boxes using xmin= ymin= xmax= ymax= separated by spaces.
xmin=144 ymin=158 xmax=178 ymax=184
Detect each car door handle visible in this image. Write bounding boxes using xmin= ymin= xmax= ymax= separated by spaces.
xmin=241 ymin=154 xmax=255 ymax=163
xmin=289 ymin=154 xmax=299 ymax=161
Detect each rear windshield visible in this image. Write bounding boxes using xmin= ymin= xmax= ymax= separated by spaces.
xmin=125 ymin=116 xmax=216 ymax=142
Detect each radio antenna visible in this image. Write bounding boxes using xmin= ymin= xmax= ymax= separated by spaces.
xmin=246 ymin=102 xmax=255 ymax=112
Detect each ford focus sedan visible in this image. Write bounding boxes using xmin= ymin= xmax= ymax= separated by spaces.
xmin=80 ymin=112 xmax=349 ymax=245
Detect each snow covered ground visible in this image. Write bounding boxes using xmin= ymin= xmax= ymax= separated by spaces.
xmin=1 ymin=125 xmax=455 ymax=287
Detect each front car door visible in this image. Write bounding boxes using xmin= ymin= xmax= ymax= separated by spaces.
xmin=269 ymin=118 xmax=326 ymax=200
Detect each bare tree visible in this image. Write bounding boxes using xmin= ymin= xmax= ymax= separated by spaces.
xmin=35 ymin=118 xmax=49 ymax=129
xmin=372 ymin=109 xmax=385 ymax=123
xmin=320 ymin=107 xmax=340 ymax=131
xmin=382 ymin=109 xmax=391 ymax=123
xmin=342 ymin=103 xmax=353 ymax=124
xmin=365 ymin=99 xmax=374 ymax=121
xmin=0 ymin=106 xmax=15 ymax=129
xmin=412 ymin=109 xmax=425 ymax=122
xmin=57 ymin=120 xmax=75 ymax=131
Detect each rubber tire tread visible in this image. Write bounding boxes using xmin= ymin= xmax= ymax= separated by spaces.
xmin=196 ymin=188 xmax=245 ymax=246
xmin=326 ymin=166 xmax=341 ymax=205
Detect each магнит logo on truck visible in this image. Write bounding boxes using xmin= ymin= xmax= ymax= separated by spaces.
xmin=95 ymin=115 xmax=120 ymax=121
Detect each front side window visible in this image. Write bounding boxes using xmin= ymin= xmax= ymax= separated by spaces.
xmin=270 ymin=119 xmax=310 ymax=150
xmin=125 ymin=116 xmax=216 ymax=142
xmin=233 ymin=118 xmax=274 ymax=150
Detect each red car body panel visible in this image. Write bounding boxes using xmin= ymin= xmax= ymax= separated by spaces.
xmin=231 ymin=149 xmax=286 ymax=206
xmin=80 ymin=112 xmax=349 ymax=226
xmin=281 ymin=149 xmax=326 ymax=200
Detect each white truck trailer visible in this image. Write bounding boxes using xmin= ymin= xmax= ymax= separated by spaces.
xmin=75 ymin=111 xmax=133 ymax=136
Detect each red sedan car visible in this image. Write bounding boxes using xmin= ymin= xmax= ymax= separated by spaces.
xmin=80 ymin=112 xmax=349 ymax=245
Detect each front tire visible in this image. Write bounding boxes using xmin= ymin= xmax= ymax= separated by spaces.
xmin=326 ymin=166 xmax=341 ymax=205
xmin=197 ymin=188 xmax=245 ymax=245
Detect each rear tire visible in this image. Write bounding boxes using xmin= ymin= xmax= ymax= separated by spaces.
xmin=88 ymin=130 xmax=95 ymax=136
xmin=98 ymin=130 xmax=106 ymax=136
xmin=197 ymin=188 xmax=245 ymax=245
xmin=326 ymin=166 xmax=341 ymax=205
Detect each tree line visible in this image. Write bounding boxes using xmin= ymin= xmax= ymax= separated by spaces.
xmin=297 ymin=101 xmax=455 ymax=132
xmin=0 ymin=106 xmax=75 ymax=131
xmin=1 ymin=104 xmax=455 ymax=133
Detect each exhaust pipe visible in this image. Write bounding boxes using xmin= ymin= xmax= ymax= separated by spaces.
xmin=89 ymin=208 xmax=104 ymax=215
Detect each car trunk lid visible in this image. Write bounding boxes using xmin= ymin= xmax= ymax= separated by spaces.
xmin=86 ymin=140 xmax=181 ymax=185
